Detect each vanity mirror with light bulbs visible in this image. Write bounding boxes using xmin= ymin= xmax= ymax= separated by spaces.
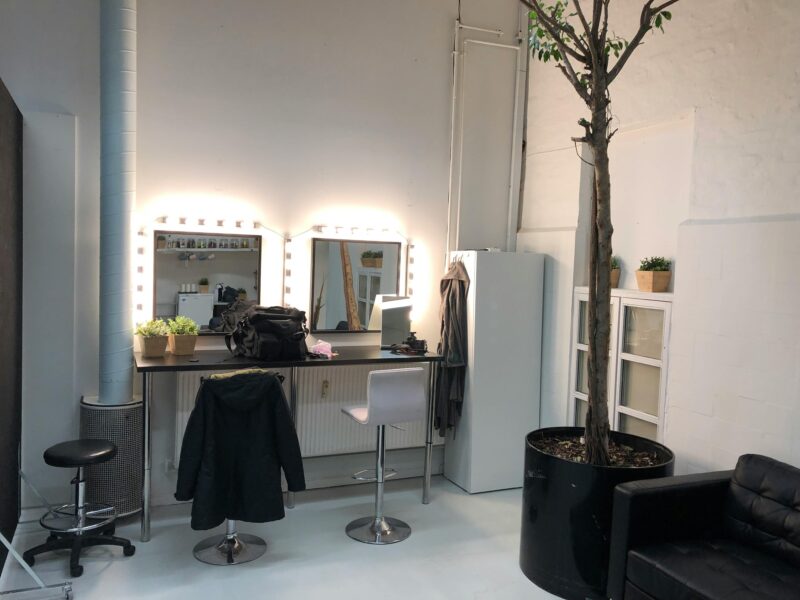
xmin=309 ymin=238 xmax=403 ymax=333
xmin=153 ymin=230 xmax=262 ymax=332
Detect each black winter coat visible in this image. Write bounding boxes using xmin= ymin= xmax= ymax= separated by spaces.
xmin=175 ymin=370 xmax=305 ymax=530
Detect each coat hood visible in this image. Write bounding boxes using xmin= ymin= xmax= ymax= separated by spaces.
xmin=204 ymin=370 xmax=281 ymax=412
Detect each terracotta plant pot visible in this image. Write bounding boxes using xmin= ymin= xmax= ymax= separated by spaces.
xmin=168 ymin=334 xmax=197 ymax=356
xmin=374 ymin=258 xmax=383 ymax=268
xmin=139 ymin=335 xmax=168 ymax=358
xmin=361 ymin=257 xmax=376 ymax=268
xmin=198 ymin=285 xmax=209 ymax=293
xmin=610 ymin=268 xmax=620 ymax=288
xmin=156 ymin=239 xmax=166 ymax=249
xmin=237 ymin=292 xmax=247 ymax=301
xmin=636 ymin=270 xmax=671 ymax=293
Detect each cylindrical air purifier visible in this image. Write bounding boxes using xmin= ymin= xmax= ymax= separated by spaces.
xmin=79 ymin=398 xmax=143 ymax=517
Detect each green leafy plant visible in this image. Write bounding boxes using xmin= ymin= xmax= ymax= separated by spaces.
xmin=167 ymin=315 xmax=199 ymax=335
xmin=198 ymin=277 xmax=209 ymax=285
xmin=524 ymin=0 xmax=679 ymax=465
xmin=237 ymin=287 xmax=247 ymax=294
xmin=639 ymin=256 xmax=671 ymax=271
xmin=611 ymin=256 xmax=620 ymax=270
xmin=134 ymin=319 xmax=169 ymax=337
xmin=361 ymin=250 xmax=384 ymax=259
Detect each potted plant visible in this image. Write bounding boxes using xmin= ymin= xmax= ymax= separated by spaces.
xmin=636 ymin=256 xmax=672 ymax=292
xmin=373 ymin=250 xmax=383 ymax=268
xmin=520 ymin=2 xmax=680 ymax=598
xmin=167 ymin=315 xmax=199 ymax=356
xmin=610 ymin=256 xmax=621 ymax=289
xmin=156 ymin=235 xmax=166 ymax=250
xmin=236 ymin=287 xmax=248 ymax=301
xmin=135 ymin=319 xmax=169 ymax=358
xmin=198 ymin=277 xmax=209 ymax=294
xmin=360 ymin=250 xmax=376 ymax=268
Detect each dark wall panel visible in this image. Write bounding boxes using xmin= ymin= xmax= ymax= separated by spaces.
xmin=0 ymin=77 xmax=22 ymax=572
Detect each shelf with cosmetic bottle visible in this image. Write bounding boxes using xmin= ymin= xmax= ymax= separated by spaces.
xmin=155 ymin=233 xmax=260 ymax=251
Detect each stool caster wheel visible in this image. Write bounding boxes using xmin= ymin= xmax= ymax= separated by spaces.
xmin=70 ymin=565 xmax=83 ymax=578
xmin=123 ymin=545 xmax=136 ymax=557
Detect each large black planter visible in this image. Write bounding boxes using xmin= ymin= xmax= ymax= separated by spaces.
xmin=519 ymin=427 xmax=674 ymax=600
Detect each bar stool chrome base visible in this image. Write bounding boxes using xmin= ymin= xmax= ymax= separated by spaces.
xmin=193 ymin=520 xmax=266 ymax=566
xmin=346 ymin=516 xmax=411 ymax=545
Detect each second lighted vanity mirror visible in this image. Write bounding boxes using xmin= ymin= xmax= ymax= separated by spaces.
xmin=153 ymin=230 xmax=262 ymax=332
xmin=310 ymin=238 xmax=402 ymax=333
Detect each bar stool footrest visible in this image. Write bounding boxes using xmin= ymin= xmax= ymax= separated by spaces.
xmin=352 ymin=468 xmax=397 ymax=482
xmin=40 ymin=503 xmax=116 ymax=534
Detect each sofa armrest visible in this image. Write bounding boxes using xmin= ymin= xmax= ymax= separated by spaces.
xmin=606 ymin=470 xmax=733 ymax=600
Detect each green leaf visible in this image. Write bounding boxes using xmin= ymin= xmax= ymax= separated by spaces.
xmin=662 ymin=11 xmax=672 ymax=20
xmin=655 ymin=14 xmax=662 ymax=28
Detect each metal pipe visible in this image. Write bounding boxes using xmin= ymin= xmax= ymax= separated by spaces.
xmin=374 ymin=425 xmax=386 ymax=523
xmin=445 ymin=21 xmax=461 ymax=262
xmin=457 ymin=23 xmax=503 ymax=36
xmin=99 ymin=0 xmax=136 ymax=405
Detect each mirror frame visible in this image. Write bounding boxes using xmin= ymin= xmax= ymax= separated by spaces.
xmin=152 ymin=229 xmax=263 ymax=335
xmin=309 ymin=237 xmax=403 ymax=334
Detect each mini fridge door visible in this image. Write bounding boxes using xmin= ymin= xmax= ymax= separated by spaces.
xmin=176 ymin=293 xmax=214 ymax=329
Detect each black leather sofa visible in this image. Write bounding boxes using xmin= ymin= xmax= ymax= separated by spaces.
xmin=607 ymin=454 xmax=800 ymax=600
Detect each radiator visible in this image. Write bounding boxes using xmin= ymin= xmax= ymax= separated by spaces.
xmin=174 ymin=365 xmax=438 ymax=464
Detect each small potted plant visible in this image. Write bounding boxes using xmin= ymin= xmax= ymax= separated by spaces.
xmin=361 ymin=250 xmax=375 ymax=268
xmin=167 ymin=315 xmax=200 ymax=356
xmin=610 ymin=256 xmax=621 ymax=288
xmin=636 ymin=256 xmax=672 ymax=292
xmin=236 ymin=287 xmax=248 ymax=301
xmin=135 ymin=319 xmax=169 ymax=358
xmin=156 ymin=235 xmax=167 ymax=249
xmin=360 ymin=250 xmax=384 ymax=268
xmin=198 ymin=277 xmax=209 ymax=294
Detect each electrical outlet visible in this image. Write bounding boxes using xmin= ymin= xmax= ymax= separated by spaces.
xmin=321 ymin=380 xmax=330 ymax=398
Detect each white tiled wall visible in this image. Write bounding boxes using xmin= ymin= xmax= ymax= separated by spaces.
xmin=665 ymin=218 xmax=800 ymax=473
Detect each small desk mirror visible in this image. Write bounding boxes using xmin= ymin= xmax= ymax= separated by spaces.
xmin=310 ymin=238 xmax=402 ymax=333
xmin=153 ymin=230 xmax=261 ymax=333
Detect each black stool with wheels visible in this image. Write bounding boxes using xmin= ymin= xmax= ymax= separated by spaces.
xmin=23 ymin=439 xmax=135 ymax=577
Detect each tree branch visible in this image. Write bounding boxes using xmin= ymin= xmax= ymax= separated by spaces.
xmin=571 ymin=0 xmax=599 ymax=72
xmin=522 ymin=0 xmax=591 ymax=60
xmin=607 ymin=0 xmax=681 ymax=85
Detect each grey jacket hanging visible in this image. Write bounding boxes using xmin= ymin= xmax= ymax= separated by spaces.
xmin=435 ymin=259 xmax=470 ymax=436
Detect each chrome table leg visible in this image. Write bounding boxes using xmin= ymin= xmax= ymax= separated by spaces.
xmin=141 ymin=371 xmax=152 ymax=542
xmin=286 ymin=365 xmax=299 ymax=509
xmin=423 ymin=362 xmax=437 ymax=504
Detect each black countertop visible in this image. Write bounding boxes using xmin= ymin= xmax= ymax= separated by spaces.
xmin=134 ymin=346 xmax=441 ymax=373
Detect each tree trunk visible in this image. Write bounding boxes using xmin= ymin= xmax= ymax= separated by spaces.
xmin=584 ymin=83 xmax=613 ymax=465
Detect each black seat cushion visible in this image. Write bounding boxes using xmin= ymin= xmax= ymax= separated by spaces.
xmin=44 ymin=439 xmax=117 ymax=468
xmin=627 ymin=538 xmax=800 ymax=600
xmin=724 ymin=454 xmax=800 ymax=568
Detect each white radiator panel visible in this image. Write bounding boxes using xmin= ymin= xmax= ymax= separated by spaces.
xmin=174 ymin=365 xmax=438 ymax=464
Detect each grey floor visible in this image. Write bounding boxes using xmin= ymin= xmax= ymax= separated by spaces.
xmin=1 ymin=477 xmax=557 ymax=599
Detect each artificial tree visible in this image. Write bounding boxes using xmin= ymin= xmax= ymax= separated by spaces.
xmin=521 ymin=0 xmax=678 ymax=464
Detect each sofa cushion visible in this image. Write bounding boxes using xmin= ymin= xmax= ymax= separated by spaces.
xmin=725 ymin=454 xmax=800 ymax=568
xmin=627 ymin=538 xmax=800 ymax=600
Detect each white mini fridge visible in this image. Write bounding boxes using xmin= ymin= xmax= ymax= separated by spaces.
xmin=443 ymin=251 xmax=543 ymax=493
xmin=176 ymin=293 xmax=214 ymax=329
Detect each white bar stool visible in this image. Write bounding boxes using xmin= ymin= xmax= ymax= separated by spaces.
xmin=341 ymin=367 xmax=427 ymax=545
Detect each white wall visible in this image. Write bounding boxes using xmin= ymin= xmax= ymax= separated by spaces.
xmin=0 ymin=0 xmax=524 ymax=506
xmin=0 ymin=0 xmax=99 ymax=505
xmin=522 ymin=0 xmax=800 ymax=471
